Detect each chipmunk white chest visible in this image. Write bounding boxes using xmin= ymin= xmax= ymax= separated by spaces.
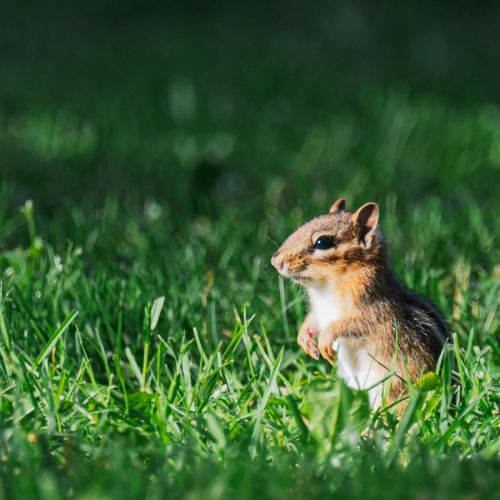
xmin=308 ymin=284 xmax=345 ymax=330
xmin=308 ymin=284 xmax=385 ymax=406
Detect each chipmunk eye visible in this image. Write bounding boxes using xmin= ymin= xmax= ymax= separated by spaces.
xmin=313 ymin=236 xmax=338 ymax=250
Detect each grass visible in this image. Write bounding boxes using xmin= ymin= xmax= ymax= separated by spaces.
xmin=0 ymin=3 xmax=500 ymax=499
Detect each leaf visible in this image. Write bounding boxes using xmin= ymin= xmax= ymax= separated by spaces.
xmin=414 ymin=372 xmax=441 ymax=392
xmin=128 ymin=392 xmax=155 ymax=412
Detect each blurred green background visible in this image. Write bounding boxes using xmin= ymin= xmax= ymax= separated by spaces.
xmin=1 ymin=0 xmax=499 ymax=221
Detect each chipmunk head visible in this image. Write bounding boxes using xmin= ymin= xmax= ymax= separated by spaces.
xmin=271 ymin=199 xmax=383 ymax=286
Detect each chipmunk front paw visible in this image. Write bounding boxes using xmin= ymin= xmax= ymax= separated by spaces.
xmin=297 ymin=327 xmax=319 ymax=360
xmin=318 ymin=329 xmax=337 ymax=365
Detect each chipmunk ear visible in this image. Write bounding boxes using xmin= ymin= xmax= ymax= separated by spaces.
xmin=329 ymin=198 xmax=346 ymax=214
xmin=352 ymin=202 xmax=379 ymax=245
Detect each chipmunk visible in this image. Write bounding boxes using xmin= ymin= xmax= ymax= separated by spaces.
xmin=271 ymin=199 xmax=450 ymax=408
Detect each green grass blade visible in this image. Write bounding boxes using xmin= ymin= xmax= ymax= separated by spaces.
xmin=31 ymin=310 xmax=79 ymax=370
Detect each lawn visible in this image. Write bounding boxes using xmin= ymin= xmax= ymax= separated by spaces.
xmin=0 ymin=2 xmax=499 ymax=499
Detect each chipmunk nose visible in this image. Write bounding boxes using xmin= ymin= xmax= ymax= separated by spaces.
xmin=271 ymin=252 xmax=284 ymax=271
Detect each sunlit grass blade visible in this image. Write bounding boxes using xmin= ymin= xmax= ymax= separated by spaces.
xmin=31 ymin=310 xmax=79 ymax=370
xmin=385 ymin=391 xmax=422 ymax=467
xmin=252 ymin=346 xmax=284 ymax=442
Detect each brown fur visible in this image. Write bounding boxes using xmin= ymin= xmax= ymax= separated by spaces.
xmin=271 ymin=199 xmax=451 ymax=409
